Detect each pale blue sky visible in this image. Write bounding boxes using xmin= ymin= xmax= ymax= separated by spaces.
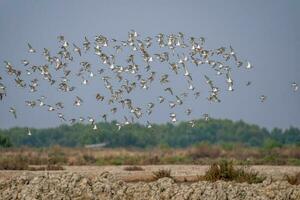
xmin=0 ymin=0 xmax=299 ymax=129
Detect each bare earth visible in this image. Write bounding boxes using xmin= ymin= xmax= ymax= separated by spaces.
xmin=1 ymin=165 xmax=300 ymax=181
xmin=1 ymin=165 xmax=300 ymax=200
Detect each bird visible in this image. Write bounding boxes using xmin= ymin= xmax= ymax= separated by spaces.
xmin=203 ymin=113 xmax=209 ymax=121
xmin=27 ymin=43 xmax=36 ymax=53
xmin=164 ymin=87 xmax=173 ymax=95
xmin=260 ymin=95 xmax=267 ymax=102
xmin=186 ymin=109 xmax=192 ymax=116
xmin=0 ymin=85 xmax=6 ymax=100
xmin=245 ymin=61 xmax=253 ymax=69
xmin=21 ymin=60 xmax=30 ymax=66
xmin=69 ymin=118 xmax=76 ymax=124
xmin=27 ymin=128 xmax=32 ymax=136
xmin=169 ymin=101 xmax=176 ymax=108
xmin=292 ymin=82 xmax=298 ymax=92
xmin=226 ymin=72 xmax=234 ymax=91
xmin=79 ymin=117 xmax=85 ymax=122
xmin=9 ymin=106 xmax=17 ymax=119
xmin=83 ymin=36 xmax=91 ymax=51
xmin=158 ymin=96 xmax=165 ymax=103
xmin=96 ymin=93 xmax=105 ymax=101
xmin=47 ymin=105 xmax=55 ymax=112
xmin=92 ymin=123 xmax=98 ymax=130
xmin=74 ymin=96 xmax=83 ymax=106
xmin=170 ymin=113 xmax=177 ymax=123
xmin=146 ymin=121 xmax=152 ymax=128
xmin=188 ymin=120 xmax=195 ymax=127
xmin=58 ymin=113 xmax=66 ymax=121
xmin=73 ymin=43 xmax=81 ymax=56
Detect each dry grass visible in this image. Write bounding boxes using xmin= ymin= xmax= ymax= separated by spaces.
xmin=28 ymin=165 xmax=64 ymax=171
xmin=0 ymin=155 xmax=64 ymax=171
xmin=123 ymin=166 xmax=144 ymax=171
xmin=199 ymin=160 xmax=266 ymax=184
xmin=0 ymin=145 xmax=300 ymax=167
xmin=285 ymin=172 xmax=300 ymax=185
xmin=152 ymin=169 xmax=172 ymax=180
xmin=0 ymin=155 xmax=29 ymax=170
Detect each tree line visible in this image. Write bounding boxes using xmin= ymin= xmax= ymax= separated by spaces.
xmin=0 ymin=119 xmax=300 ymax=148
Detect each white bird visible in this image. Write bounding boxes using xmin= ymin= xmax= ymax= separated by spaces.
xmin=88 ymin=117 xmax=95 ymax=124
xmin=146 ymin=121 xmax=152 ymax=128
xmin=203 ymin=113 xmax=210 ymax=121
xmin=170 ymin=113 xmax=177 ymax=123
xmin=0 ymin=85 xmax=6 ymax=100
xmin=58 ymin=113 xmax=66 ymax=121
xmin=82 ymin=79 xmax=88 ymax=85
xmin=92 ymin=124 xmax=98 ymax=130
xmin=158 ymin=96 xmax=165 ymax=103
xmin=79 ymin=117 xmax=85 ymax=122
xmin=188 ymin=120 xmax=195 ymax=127
xmin=260 ymin=95 xmax=267 ymax=102
xmin=74 ymin=96 xmax=83 ymax=106
xmin=73 ymin=43 xmax=81 ymax=56
xmin=186 ymin=109 xmax=192 ymax=116
xmin=47 ymin=105 xmax=55 ymax=112
xmin=27 ymin=128 xmax=32 ymax=136
xmin=9 ymin=107 xmax=17 ymax=119
xmin=245 ymin=61 xmax=253 ymax=69
xmin=27 ymin=43 xmax=36 ymax=53
xmin=115 ymin=122 xmax=123 ymax=131
xmin=292 ymin=82 xmax=298 ymax=92
xmin=21 ymin=60 xmax=30 ymax=66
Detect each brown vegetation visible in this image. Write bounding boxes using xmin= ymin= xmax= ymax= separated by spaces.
xmin=123 ymin=165 xmax=144 ymax=171
xmin=285 ymin=172 xmax=300 ymax=185
xmin=199 ymin=160 xmax=266 ymax=184
xmin=0 ymin=145 xmax=300 ymax=168
xmin=152 ymin=169 xmax=172 ymax=180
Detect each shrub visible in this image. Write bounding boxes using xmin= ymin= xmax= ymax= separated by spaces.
xmin=200 ymin=160 xmax=265 ymax=184
xmin=285 ymin=172 xmax=300 ymax=185
xmin=0 ymin=155 xmax=29 ymax=170
xmin=188 ymin=143 xmax=221 ymax=159
xmin=152 ymin=169 xmax=172 ymax=180
xmin=47 ymin=146 xmax=67 ymax=164
xmin=0 ymin=135 xmax=12 ymax=148
xmin=123 ymin=165 xmax=144 ymax=171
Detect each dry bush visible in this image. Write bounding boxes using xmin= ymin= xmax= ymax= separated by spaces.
xmin=28 ymin=164 xmax=64 ymax=171
xmin=227 ymin=147 xmax=262 ymax=160
xmin=123 ymin=165 xmax=144 ymax=171
xmin=152 ymin=169 xmax=172 ymax=180
xmin=285 ymin=172 xmax=300 ymax=185
xmin=274 ymin=147 xmax=300 ymax=159
xmin=199 ymin=160 xmax=265 ymax=184
xmin=45 ymin=164 xmax=64 ymax=170
xmin=0 ymin=146 xmax=300 ymax=166
xmin=188 ymin=144 xmax=221 ymax=159
xmin=0 ymin=155 xmax=29 ymax=170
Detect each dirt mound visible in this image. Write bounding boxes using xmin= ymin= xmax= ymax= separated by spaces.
xmin=1 ymin=172 xmax=299 ymax=200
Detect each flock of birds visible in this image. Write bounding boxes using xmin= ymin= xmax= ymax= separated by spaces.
xmin=0 ymin=30 xmax=298 ymax=135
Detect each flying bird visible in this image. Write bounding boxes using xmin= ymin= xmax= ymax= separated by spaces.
xmin=292 ymin=82 xmax=298 ymax=92
xmin=27 ymin=43 xmax=36 ymax=53
xmin=9 ymin=106 xmax=17 ymax=119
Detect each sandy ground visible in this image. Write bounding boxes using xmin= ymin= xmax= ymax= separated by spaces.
xmin=1 ymin=165 xmax=299 ymax=182
xmin=1 ymin=165 xmax=300 ymax=199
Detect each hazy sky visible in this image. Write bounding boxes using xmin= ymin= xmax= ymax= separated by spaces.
xmin=0 ymin=0 xmax=299 ymax=130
